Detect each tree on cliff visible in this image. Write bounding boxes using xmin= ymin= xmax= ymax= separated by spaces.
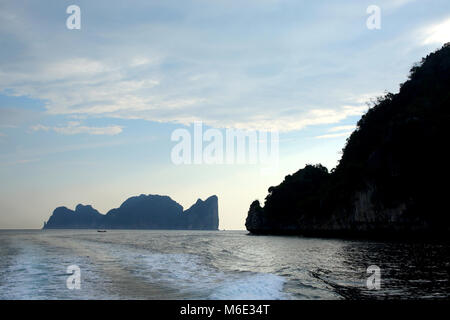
xmin=246 ymin=43 xmax=450 ymax=238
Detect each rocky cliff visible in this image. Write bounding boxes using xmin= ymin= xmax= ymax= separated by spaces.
xmin=43 ymin=194 xmax=219 ymax=230
xmin=246 ymin=43 xmax=450 ymax=239
xmin=44 ymin=204 xmax=104 ymax=229
xmin=182 ymin=195 xmax=219 ymax=230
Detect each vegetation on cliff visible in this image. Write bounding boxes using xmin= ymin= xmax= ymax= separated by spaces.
xmin=246 ymin=43 xmax=450 ymax=238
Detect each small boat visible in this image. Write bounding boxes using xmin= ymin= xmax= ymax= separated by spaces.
xmin=97 ymin=230 xmax=107 ymax=233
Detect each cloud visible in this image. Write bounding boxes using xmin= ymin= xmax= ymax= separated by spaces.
xmin=30 ymin=124 xmax=51 ymax=132
xmin=31 ymin=122 xmax=123 ymax=136
xmin=328 ymin=125 xmax=357 ymax=132
xmin=15 ymin=159 xmax=39 ymax=164
xmin=386 ymin=0 xmax=416 ymax=10
xmin=421 ymin=18 xmax=450 ymax=45
xmin=0 ymin=108 xmax=41 ymax=127
xmin=315 ymin=131 xmax=353 ymax=139
xmin=0 ymin=158 xmax=40 ymax=166
xmin=314 ymin=122 xmax=357 ymax=139
xmin=54 ymin=124 xmax=123 ymax=136
xmin=1 ymin=136 xmax=156 ymax=163
xmin=1 ymin=48 xmax=370 ymax=132
xmin=0 ymin=1 xmax=446 ymax=132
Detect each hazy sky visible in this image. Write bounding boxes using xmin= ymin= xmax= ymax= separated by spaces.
xmin=1 ymin=0 xmax=449 ymax=229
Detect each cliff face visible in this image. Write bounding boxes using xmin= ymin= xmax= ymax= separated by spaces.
xmin=246 ymin=43 xmax=450 ymax=239
xmin=104 ymin=195 xmax=184 ymax=229
xmin=44 ymin=204 xmax=104 ymax=229
xmin=182 ymin=195 xmax=219 ymax=230
xmin=43 ymin=194 xmax=219 ymax=230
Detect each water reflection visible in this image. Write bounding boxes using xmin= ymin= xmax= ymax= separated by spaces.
xmin=317 ymin=241 xmax=450 ymax=299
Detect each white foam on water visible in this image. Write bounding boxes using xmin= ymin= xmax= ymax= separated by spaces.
xmin=139 ymin=253 xmax=223 ymax=290
xmin=0 ymin=243 xmax=50 ymax=299
xmin=210 ymin=273 xmax=289 ymax=300
xmin=137 ymin=252 xmax=291 ymax=299
xmin=0 ymin=239 xmax=119 ymax=300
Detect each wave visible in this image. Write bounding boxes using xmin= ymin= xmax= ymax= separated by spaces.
xmin=137 ymin=252 xmax=290 ymax=300
xmin=210 ymin=273 xmax=289 ymax=300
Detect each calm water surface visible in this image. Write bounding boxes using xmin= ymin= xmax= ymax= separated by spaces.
xmin=0 ymin=230 xmax=449 ymax=299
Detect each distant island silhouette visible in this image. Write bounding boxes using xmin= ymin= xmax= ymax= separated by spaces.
xmin=246 ymin=43 xmax=450 ymax=239
xmin=43 ymin=194 xmax=218 ymax=230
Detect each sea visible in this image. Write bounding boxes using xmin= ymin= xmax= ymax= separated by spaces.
xmin=0 ymin=229 xmax=449 ymax=300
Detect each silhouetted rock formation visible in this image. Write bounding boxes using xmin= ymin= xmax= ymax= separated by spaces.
xmin=246 ymin=43 xmax=450 ymax=239
xmin=182 ymin=195 xmax=219 ymax=230
xmin=43 ymin=194 xmax=219 ymax=230
xmin=44 ymin=204 xmax=104 ymax=229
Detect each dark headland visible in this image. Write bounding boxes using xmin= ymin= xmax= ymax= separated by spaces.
xmin=246 ymin=43 xmax=450 ymax=239
xmin=43 ymin=194 xmax=219 ymax=230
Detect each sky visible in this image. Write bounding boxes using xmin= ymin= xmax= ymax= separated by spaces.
xmin=0 ymin=0 xmax=449 ymax=229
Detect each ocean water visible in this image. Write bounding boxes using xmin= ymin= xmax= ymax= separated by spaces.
xmin=0 ymin=230 xmax=449 ymax=300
